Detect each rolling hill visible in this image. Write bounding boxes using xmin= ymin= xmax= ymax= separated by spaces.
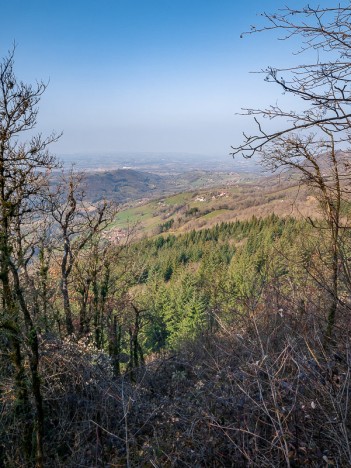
xmin=82 ymin=168 xmax=257 ymax=203
xmin=107 ymin=173 xmax=319 ymax=240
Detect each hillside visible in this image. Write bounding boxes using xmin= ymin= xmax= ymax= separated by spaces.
xmin=108 ymin=173 xmax=319 ymax=239
xmin=83 ymin=168 xmax=257 ymax=203
xmin=84 ymin=169 xmax=166 ymax=202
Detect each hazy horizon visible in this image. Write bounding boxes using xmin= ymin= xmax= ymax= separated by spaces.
xmin=1 ymin=0 xmax=331 ymax=157
xmin=56 ymin=149 xmax=262 ymax=174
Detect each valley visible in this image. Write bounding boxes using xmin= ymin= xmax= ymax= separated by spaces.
xmin=61 ymin=152 xmax=318 ymax=240
xmin=103 ymin=170 xmax=317 ymax=239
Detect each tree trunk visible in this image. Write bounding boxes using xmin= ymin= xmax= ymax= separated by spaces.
xmin=61 ymin=276 xmax=74 ymax=335
xmin=325 ymin=237 xmax=339 ymax=344
xmin=11 ymin=265 xmax=44 ymax=467
xmin=108 ymin=315 xmax=122 ymax=377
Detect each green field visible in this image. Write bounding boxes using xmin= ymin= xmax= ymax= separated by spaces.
xmin=109 ymin=174 xmax=316 ymax=238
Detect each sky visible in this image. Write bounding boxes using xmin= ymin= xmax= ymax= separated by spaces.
xmin=0 ymin=0 xmax=330 ymax=157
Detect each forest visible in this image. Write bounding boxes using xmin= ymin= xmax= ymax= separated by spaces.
xmin=1 ymin=3 xmax=351 ymax=467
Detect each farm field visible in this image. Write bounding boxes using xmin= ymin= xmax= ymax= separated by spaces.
xmin=109 ymin=173 xmax=318 ymax=238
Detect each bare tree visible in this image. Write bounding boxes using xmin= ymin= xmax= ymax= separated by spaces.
xmin=232 ymin=4 xmax=351 ymax=157
xmin=47 ymin=169 xmax=118 ymax=335
xmin=0 ymin=46 xmax=60 ymax=466
xmin=232 ymin=4 xmax=351 ymax=338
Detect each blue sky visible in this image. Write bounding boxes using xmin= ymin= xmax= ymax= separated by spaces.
xmin=0 ymin=0 xmax=329 ymax=156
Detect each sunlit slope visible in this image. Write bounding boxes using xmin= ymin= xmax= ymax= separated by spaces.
xmin=110 ymin=174 xmax=319 ymax=238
